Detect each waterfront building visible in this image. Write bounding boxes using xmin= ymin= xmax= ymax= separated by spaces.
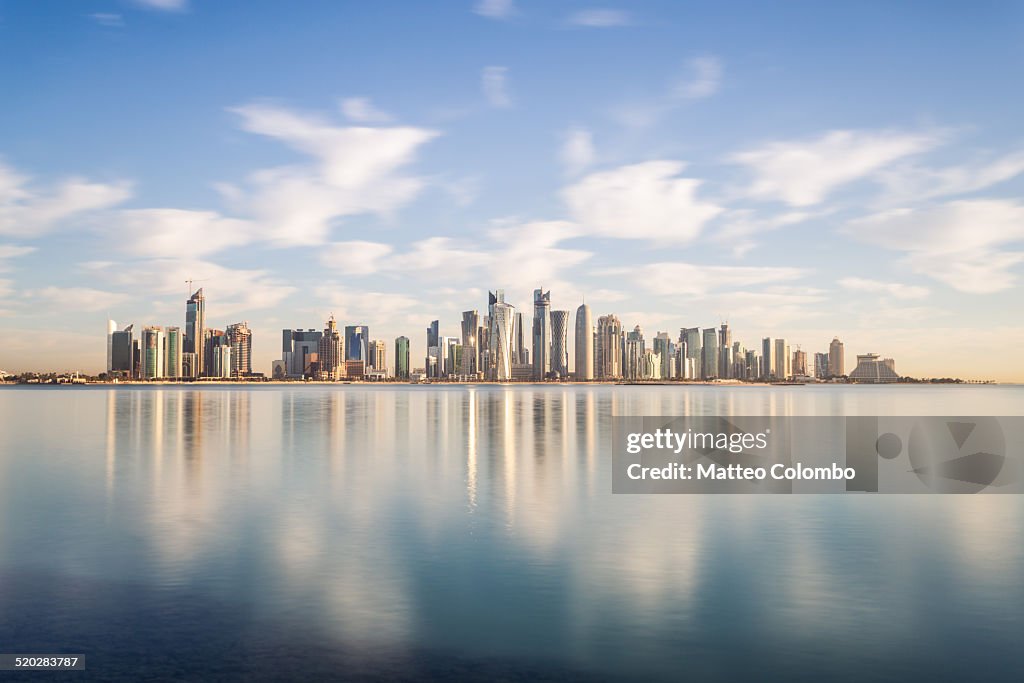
xmin=792 ymin=348 xmax=808 ymax=377
xmin=761 ymin=337 xmax=774 ymax=380
xmin=513 ymin=311 xmax=529 ymax=366
xmin=282 ymin=329 xmax=322 ymax=378
xmin=318 ymin=316 xmax=344 ymax=380
xmin=574 ymin=303 xmax=593 ymax=380
xmin=488 ymin=290 xmax=516 ymax=381
xmin=184 ymin=288 xmax=206 ymax=377
xmin=212 ymin=343 xmax=232 ymax=378
xmin=625 ymin=325 xmax=645 ymax=381
xmin=719 ymin=323 xmax=732 ymax=378
xmin=849 ymin=353 xmax=899 ymax=383
xmin=532 ymin=288 xmax=551 ymax=380
xmin=106 ymin=319 xmax=117 ymax=374
xmin=345 ymin=325 xmax=369 ymax=362
xmin=110 ymin=324 xmax=134 ymax=376
xmin=395 ymin=336 xmax=411 ymax=380
xmin=814 ymin=352 xmax=829 ymax=379
xmin=774 ymin=338 xmax=791 ymax=380
xmin=701 ymin=328 xmax=718 ymax=379
xmin=550 ymin=310 xmax=569 ymax=378
xmin=142 ymin=326 xmax=165 ymax=379
xmin=595 ymin=315 xmax=623 ymax=380
xmin=653 ymin=332 xmax=672 ymax=380
xmin=226 ymin=322 xmax=252 ymax=377
xmin=165 ymin=326 xmax=182 ymax=378
xmin=369 ymin=339 xmax=387 ymax=375
xmin=829 ymin=337 xmax=845 ymax=377
xmin=461 ymin=311 xmax=479 ymax=376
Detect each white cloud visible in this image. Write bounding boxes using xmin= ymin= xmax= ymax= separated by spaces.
xmin=568 ymin=9 xmax=631 ymax=27
xmin=0 ymin=244 xmax=35 ymax=261
xmin=560 ymin=127 xmax=596 ymax=175
xmin=838 ymin=277 xmax=929 ymax=300
xmin=133 ymin=0 xmax=187 ymax=11
xmin=474 ymin=0 xmax=515 ymax=20
xmin=481 ymin=66 xmax=512 ymax=108
xmin=610 ymin=262 xmax=807 ymax=296
xmin=222 ymin=103 xmax=439 ymax=245
xmin=27 ymin=286 xmax=130 ymax=312
xmin=0 ymin=161 xmax=132 ymax=238
xmin=563 ymin=161 xmax=723 ymax=243
xmin=673 ymin=56 xmax=722 ymax=100
xmin=320 ymin=241 xmax=395 ymax=276
xmin=339 ymin=97 xmax=393 ymax=124
xmin=877 ymin=148 xmax=1024 ymax=204
xmin=91 ymin=13 xmax=124 ymax=27
xmin=731 ymin=129 xmax=940 ymax=206
xmin=846 ymin=200 xmax=1024 ymax=293
xmin=111 ymin=209 xmax=254 ymax=257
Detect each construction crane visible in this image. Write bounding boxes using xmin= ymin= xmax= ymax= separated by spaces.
xmin=185 ymin=278 xmax=208 ymax=297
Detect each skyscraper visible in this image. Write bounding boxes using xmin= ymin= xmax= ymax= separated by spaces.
xmin=106 ymin=319 xmax=117 ymax=374
xmin=345 ymin=325 xmax=369 ymax=362
xmin=719 ymin=323 xmax=732 ymax=379
xmin=110 ymin=324 xmax=133 ymax=376
xmin=792 ymin=348 xmax=807 ymax=376
xmin=142 ymin=326 xmax=165 ymax=379
xmin=426 ymin=320 xmax=441 ymax=378
xmin=774 ymin=338 xmax=791 ymax=380
xmin=282 ymin=329 xmax=322 ymax=378
xmin=369 ymin=340 xmax=387 ymax=374
xmin=184 ymin=288 xmax=206 ymax=378
xmin=165 ymin=326 xmax=182 ymax=378
xmin=550 ymin=310 xmax=569 ymax=378
xmin=596 ymin=315 xmax=622 ymax=380
xmin=395 ymin=336 xmax=410 ymax=380
xmin=489 ymin=291 xmax=515 ymax=381
xmin=532 ymin=288 xmax=551 ymax=380
xmin=226 ymin=322 xmax=252 ymax=377
xmin=574 ymin=302 xmax=593 ymax=381
xmin=814 ymin=352 xmax=829 ymax=379
xmin=461 ymin=310 xmax=479 ymax=376
xmin=829 ymin=337 xmax=845 ymax=377
xmin=653 ymin=332 xmax=672 ymax=380
xmin=701 ymin=328 xmax=718 ymax=380
xmin=682 ymin=327 xmax=701 ymax=374
xmin=319 ymin=316 xmax=343 ymax=380
xmin=761 ymin=337 xmax=774 ymax=380
xmin=513 ymin=311 xmax=528 ymax=365
xmin=625 ymin=325 xmax=645 ymax=380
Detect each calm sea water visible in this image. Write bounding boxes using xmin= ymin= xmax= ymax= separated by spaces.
xmin=1 ymin=384 xmax=1022 ymax=681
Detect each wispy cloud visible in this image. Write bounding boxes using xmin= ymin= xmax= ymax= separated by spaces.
xmin=132 ymin=0 xmax=187 ymax=11
xmin=90 ymin=13 xmax=124 ymax=27
xmin=563 ymin=161 xmax=723 ymax=243
xmin=481 ymin=66 xmax=512 ymax=108
xmin=838 ymin=277 xmax=929 ymax=300
xmin=673 ymin=56 xmax=722 ymax=99
xmin=560 ymin=126 xmax=596 ymax=175
xmin=730 ymin=129 xmax=940 ymax=206
xmin=568 ymin=9 xmax=631 ymax=27
xmin=877 ymin=148 xmax=1024 ymax=204
xmin=0 ymin=161 xmax=131 ymax=238
xmin=339 ymin=97 xmax=394 ymax=124
xmin=473 ymin=0 xmax=515 ymax=20
xmin=110 ymin=209 xmax=254 ymax=258
xmin=221 ymin=102 xmax=439 ymax=245
xmin=846 ymin=200 xmax=1024 ymax=293
xmin=608 ymin=262 xmax=807 ymax=297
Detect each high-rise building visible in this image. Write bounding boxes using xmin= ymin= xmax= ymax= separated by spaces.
xmin=550 ymin=310 xmax=569 ymax=378
xmin=395 ymin=336 xmax=411 ymax=380
xmin=106 ymin=319 xmax=117 ymax=374
xmin=165 ymin=326 xmax=182 ymax=378
xmin=226 ymin=322 xmax=252 ymax=377
xmin=345 ymin=325 xmax=369 ymax=362
xmin=461 ymin=310 xmax=479 ymax=376
xmin=653 ymin=332 xmax=673 ymax=380
xmin=489 ymin=291 xmax=516 ymax=381
xmin=681 ymin=328 xmax=701 ymax=369
xmin=719 ymin=323 xmax=732 ymax=379
xmin=574 ymin=303 xmax=593 ymax=381
xmin=701 ymin=328 xmax=718 ymax=380
xmin=142 ymin=326 xmax=165 ymax=379
xmin=513 ymin=311 xmax=528 ymax=366
xmin=212 ymin=343 xmax=232 ymax=378
xmin=774 ymin=338 xmax=791 ymax=380
xmin=282 ymin=329 xmax=322 ymax=378
xmin=792 ymin=348 xmax=807 ymax=376
xmin=761 ymin=337 xmax=774 ymax=380
xmin=369 ymin=339 xmax=387 ymax=375
xmin=319 ymin=316 xmax=343 ymax=380
xmin=828 ymin=337 xmax=845 ymax=377
xmin=110 ymin=324 xmax=134 ymax=376
xmin=532 ymin=288 xmax=551 ymax=380
xmin=595 ymin=315 xmax=622 ymax=380
xmin=814 ymin=352 xmax=829 ymax=379
xmin=426 ymin=320 xmax=441 ymax=379
xmin=445 ymin=339 xmax=460 ymax=378
xmin=624 ymin=325 xmax=645 ymax=380
xmin=184 ymin=288 xmax=206 ymax=377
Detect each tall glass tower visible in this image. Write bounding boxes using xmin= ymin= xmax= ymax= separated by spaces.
xmin=184 ymin=288 xmax=205 ymax=378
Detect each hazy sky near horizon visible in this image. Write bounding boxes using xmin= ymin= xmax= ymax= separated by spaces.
xmin=1 ymin=0 xmax=1023 ymax=380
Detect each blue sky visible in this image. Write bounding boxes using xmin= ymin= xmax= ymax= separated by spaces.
xmin=1 ymin=0 xmax=1023 ymax=379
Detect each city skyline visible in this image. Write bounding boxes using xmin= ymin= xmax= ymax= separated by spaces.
xmin=90 ymin=283 xmax=920 ymax=384
xmin=1 ymin=2 xmax=1023 ymax=380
